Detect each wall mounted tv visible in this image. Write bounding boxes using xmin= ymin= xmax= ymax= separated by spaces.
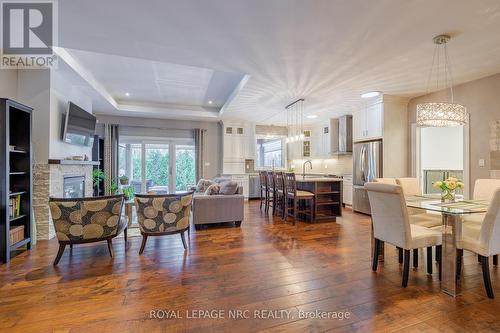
xmin=62 ymin=102 xmax=96 ymax=147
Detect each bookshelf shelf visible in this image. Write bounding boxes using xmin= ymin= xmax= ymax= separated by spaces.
xmin=9 ymin=214 xmax=27 ymax=222
xmin=1 ymin=98 xmax=33 ymax=263
xmin=9 ymin=191 xmax=27 ymax=196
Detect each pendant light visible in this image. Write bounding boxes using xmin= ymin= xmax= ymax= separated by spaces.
xmin=285 ymin=98 xmax=305 ymax=143
xmin=416 ymin=35 xmax=467 ymax=127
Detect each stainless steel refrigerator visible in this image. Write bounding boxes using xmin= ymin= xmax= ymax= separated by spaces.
xmin=352 ymin=140 xmax=382 ymax=214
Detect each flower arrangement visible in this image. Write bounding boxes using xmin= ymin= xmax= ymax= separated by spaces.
xmin=432 ymin=176 xmax=464 ymax=201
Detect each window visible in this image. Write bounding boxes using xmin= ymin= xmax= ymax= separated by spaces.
xmin=256 ymin=137 xmax=285 ymax=168
xmin=118 ymin=140 xmax=195 ymax=193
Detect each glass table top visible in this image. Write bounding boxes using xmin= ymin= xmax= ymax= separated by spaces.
xmin=405 ymin=195 xmax=489 ymax=215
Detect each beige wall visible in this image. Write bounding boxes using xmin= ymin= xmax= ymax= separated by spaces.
xmin=408 ymin=72 xmax=500 ymax=186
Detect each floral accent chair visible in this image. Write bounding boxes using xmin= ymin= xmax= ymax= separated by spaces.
xmin=135 ymin=192 xmax=194 ymax=254
xmin=49 ymin=195 xmax=126 ymax=265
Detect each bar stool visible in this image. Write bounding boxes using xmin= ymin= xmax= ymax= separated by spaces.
xmin=273 ymin=172 xmax=285 ymax=219
xmin=266 ymin=171 xmax=275 ymax=214
xmin=283 ymin=173 xmax=314 ymax=224
xmin=259 ymin=171 xmax=267 ymax=211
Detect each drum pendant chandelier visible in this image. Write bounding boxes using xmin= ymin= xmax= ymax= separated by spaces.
xmin=416 ymin=35 xmax=467 ymax=127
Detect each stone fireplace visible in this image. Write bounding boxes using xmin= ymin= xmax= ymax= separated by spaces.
xmin=33 ymin=163 xmax=94 ymax=240
xmin=63 ymin=175 xmax=86 ymax=198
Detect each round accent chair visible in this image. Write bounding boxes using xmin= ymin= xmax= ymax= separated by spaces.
xmin=134 ymin=192 xmax=194 ymax=254
xmin=49 ymin=195 xmax=126 ymax=265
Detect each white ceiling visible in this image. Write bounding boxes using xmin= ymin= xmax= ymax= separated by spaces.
xmin=58 ymin=0 xmax=500 ymax=124
xmin=65 ymin=49 xmax=246 ymax=109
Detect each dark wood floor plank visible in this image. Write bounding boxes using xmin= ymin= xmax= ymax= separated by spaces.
xmin=1 ymin=201 xmax=499 ymax=332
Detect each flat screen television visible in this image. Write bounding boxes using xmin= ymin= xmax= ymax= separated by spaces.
xmin=62 ymin=102 xmax=96 ymax=147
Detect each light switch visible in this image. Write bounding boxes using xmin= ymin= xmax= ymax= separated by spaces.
xmin=479 ymin=159 xmax=485 ymax=167
xmin=204 ymin=162 xmax=210 ymax=166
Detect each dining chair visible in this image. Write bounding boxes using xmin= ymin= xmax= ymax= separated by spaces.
xmin=375 ymin=178 xmax=397 ymax=185
xmin=463 ymin=179 xmax=500 ymax=225
xmin=49 ymin=195 xmax=126 ymax=265
xmin=283 ymin=173 xmax=314 ymax=224
xmin=365 ymin=182 xmax=442 ymax=287
xmin=393 ymin=178 xmax=441 ymax=264
xmin=396 ymin=177 xmax=422 ymax=196
xmin=259 ymin=171 xmax=267 ymax=211
xmin=462 ymin=179 xmax=500 ymax=264
xmin=135 ymin=192 xmax=193 ymax=254
xmin=273 ymin=171 xmax=285 ymax=219
xmin=459 ymin=188 xmax=500 ymax=298
xmin=266 ymin=171 xmax=275 ymax=214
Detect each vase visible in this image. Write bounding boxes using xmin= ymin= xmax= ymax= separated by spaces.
xmin=441 ymin=189 xmax=456 ymax=202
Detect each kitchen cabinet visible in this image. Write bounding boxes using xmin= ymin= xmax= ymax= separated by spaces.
xmin=353 ymin=102 xmax=383 ymax=142
xmin=343 ymin=175 xmax=353 ymax=206
xmin=352 ymin=95 xmax=409 ymax=178
xmin=222 ymin=122 xmax=255 ymax=173
xmin=231 ymin=174 xmax=249 ymax=198
xmin=309 ymin=120 xmax=334 ymax=158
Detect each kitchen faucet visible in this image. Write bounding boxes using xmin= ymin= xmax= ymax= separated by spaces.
xmin=302 ymin=160 xmax=312 ymax=178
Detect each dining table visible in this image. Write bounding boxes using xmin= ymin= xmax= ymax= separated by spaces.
xmin=405 ymin=195 xmax=489 ymax=297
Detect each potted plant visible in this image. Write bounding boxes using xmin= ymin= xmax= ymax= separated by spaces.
xmin=122 ymin=185 xmax=135 ymax=200
xmin=432 ymin=176 xmax=464 ymax=202
xmin=119 ymin=175 xmax=129 ymax=185
xmin=92 ymin=169 xmax=106 ymax=187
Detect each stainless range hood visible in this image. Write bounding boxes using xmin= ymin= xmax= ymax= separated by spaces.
xmin=331 ymin=115 xmax=353 ymax=154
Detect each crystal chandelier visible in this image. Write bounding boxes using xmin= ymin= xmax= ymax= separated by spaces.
xmin=416 ymin=35 xmax=467 ymax=127
xmin=285 ymin=98 xmax=305 ymax=143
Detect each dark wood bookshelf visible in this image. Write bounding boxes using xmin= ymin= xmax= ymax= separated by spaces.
xmin=1 ymin=98 xmax=33 ymax=263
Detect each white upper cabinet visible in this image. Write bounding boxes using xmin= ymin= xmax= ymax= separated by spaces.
xmin=353 ymin=101 xmax=383 ymax=142
xmin=223 ymin=122 xmax=255 ymax=164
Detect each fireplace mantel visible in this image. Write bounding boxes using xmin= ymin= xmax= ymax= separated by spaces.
xmin=48 ymin=159 xmax=100 ymax=166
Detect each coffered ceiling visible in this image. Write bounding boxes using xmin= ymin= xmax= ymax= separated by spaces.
xmin=58 ymin=0 xmax=500 ymax=124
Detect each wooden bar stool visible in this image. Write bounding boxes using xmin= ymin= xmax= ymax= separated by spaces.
xmin=259 ymin=171 xmax=267 ymax=211
xmin=273 ymin=172 xmax=285 ymax=219
xmin=283 ymin=173 xmax=314 ymax=224
xmin=266 ymin=171 xmax=275 ymax=214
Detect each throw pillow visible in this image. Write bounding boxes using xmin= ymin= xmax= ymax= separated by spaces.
xmin=213 ymin=177 xmax=231 ymax=184
xmin=196 ymin=179 xmax=214 ymax=193
xmin=219 ymin=181 xmax=239 ymax=195
xmin=204 ymin=184 xmax=220 ymax=195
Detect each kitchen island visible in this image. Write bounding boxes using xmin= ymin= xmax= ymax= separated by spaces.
xmin=296 ymin=177 xmax=343 ymax=222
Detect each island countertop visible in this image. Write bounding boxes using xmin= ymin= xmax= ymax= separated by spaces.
xmin=295 ymin=178 xmax=343 ymax=222
xmin=295 ymin=177 xmax=343 ymax=182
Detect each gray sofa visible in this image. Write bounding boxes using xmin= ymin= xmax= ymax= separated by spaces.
xmin=192 ymin=185 xmax=244 ymax=229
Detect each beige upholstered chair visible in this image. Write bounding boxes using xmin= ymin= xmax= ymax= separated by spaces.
xmin=365 ymin=182 xmax=442 ymax=287
xmin=463 ymin=179 xmax=500 ymax=225
xmin=396 ymin=177 xmax=423 ymax=196
xmin=375 ymin=178 xmax=397 ymax=185
xmin=49 ymin=195 xmax=126 ymax=265
xmin=397 ymin=177 xmax=441 ymax=225
xmin=458 ymin=189 xmax=500 ymax=298
xmin=135 ymin=192 xmax=193 ymax=254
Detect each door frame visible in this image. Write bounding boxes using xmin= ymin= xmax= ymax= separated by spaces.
xmin=411 ymin=116 xmax=470 ymax=198
xmin=120 ymin=137 xmax=195 ymax=193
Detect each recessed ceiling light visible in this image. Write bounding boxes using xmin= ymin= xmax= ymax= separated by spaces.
xmin=208 ymin=100 xmax=213 ymax=104
xmin=125 ymin=92 xmax=130 ymax=97
xmin=361 ymin=91 xmax=381 ymax=98
xmin=306 ymin=114 xmax=318 ymax=119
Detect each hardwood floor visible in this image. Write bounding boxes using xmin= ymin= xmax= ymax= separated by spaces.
xmin=1 ymin=201 xmax=500 ymax=332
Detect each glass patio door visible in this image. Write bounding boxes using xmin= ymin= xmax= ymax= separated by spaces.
xmin=119 ymin=140 xmax=195 ymax=194
xmin=175 ymin=144 xmax=196 ymax=191
xmin=145 ymin=144 xmax=169 ymax=192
